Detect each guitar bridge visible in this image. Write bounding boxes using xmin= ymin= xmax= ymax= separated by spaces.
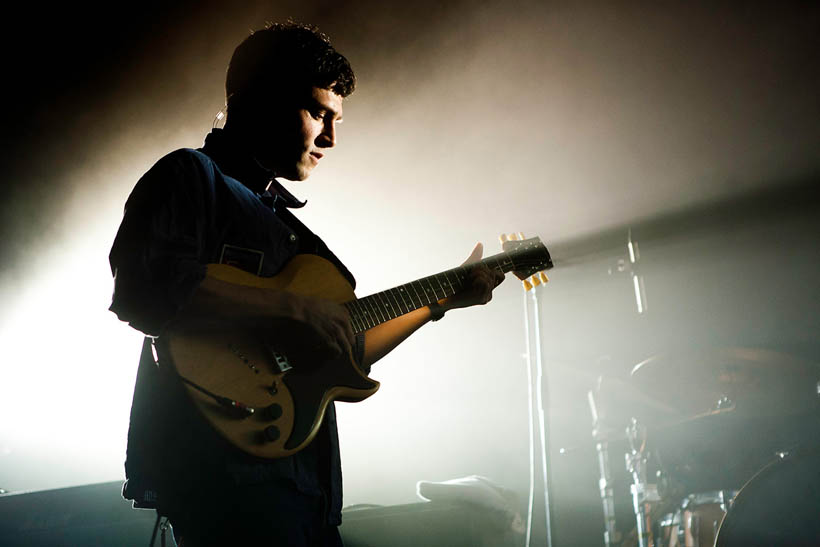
xmin=269 ymin=348 xmax=293 ymax=373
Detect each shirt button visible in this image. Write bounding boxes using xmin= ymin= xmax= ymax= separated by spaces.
xmin=289 ymin=234 xmax=297 ymax=243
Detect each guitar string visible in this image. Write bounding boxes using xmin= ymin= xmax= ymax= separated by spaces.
xmin=344 ymin=254 xmax=523 ymax=332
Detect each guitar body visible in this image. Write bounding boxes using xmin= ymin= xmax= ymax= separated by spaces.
xmin=154 ymin=235 xmax=553 ymax=460
xmin=156 ymin=254 xmax=380 ymax=460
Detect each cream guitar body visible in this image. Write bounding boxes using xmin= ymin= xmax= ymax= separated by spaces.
xmin=156 ymin=235 xmax=553 ymax=460
xmin=156 ymin=255 xmax=379 ymax=460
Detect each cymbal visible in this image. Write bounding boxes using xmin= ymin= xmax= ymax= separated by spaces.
xmin=590 ymin=375 xmax=681 ymax=434
xmin=630 ymin=347 xmax=820 ymax=417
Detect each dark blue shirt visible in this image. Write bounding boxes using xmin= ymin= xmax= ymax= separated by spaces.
xmin=109 ymin=129 xmax=362 ymax=526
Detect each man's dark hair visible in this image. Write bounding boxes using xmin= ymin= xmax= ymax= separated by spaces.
xmin=225 ymin=22 xmax=355 ymax=114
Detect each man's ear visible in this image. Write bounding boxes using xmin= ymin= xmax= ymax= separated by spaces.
xmin=228 ymin=86 xmax=268 ymax=118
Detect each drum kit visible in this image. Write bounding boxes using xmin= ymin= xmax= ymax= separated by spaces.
xmin=587 ymin=347 xmax=820 ymax=547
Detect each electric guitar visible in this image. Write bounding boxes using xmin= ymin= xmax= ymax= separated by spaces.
xmin=155 ymin=234 xmax=553 ymax=459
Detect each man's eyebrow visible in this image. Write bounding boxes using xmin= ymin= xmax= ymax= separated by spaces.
xmin=308 ymin=97 xmax=342 ymax=120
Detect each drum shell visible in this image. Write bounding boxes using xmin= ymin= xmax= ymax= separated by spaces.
xmin=715 ymin=447 xmax=820 ymax=547
xmin=657 ymin=493 xmax=728 ymax=547
xmin=649 ymin=411 xmax=819 ymax=494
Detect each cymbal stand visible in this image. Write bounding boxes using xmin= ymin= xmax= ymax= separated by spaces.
xmin=588 ymin=389 xmax=621 ymax=547
xmin=625 ymin=418 xmax=658 ymax=547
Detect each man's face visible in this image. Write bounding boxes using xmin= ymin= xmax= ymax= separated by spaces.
xmin=253 ymin=86 xmax=344 ymax=181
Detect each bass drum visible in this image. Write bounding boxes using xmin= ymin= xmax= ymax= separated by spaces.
xmin=715 ymin=447 xmax=820 ymax=547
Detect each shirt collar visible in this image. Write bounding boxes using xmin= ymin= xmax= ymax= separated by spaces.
xmin=200 ymin=128 xmax=306 ymax=209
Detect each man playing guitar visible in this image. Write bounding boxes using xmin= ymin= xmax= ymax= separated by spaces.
xmin=109 ymin=22 xmax=504 ymax=546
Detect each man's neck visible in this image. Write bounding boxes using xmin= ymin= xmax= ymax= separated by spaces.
xmin=203 ymin=126 xmax=273 ymax=193
xmin=203 ymin=126 xmax=306 ymax=209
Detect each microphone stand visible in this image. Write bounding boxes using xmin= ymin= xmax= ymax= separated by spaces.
xmin=522 ymin=278 xmax=555 ymax=547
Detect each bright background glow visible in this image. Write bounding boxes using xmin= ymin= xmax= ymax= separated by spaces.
xmin=1 ymin=7 xmax=818 ymax=541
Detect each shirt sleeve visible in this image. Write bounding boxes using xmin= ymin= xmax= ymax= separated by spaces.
xmin=108 ymin=151 xmax=209 ymax=336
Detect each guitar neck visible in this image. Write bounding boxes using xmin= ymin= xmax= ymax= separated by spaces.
xmin=343 ymin=253 xmax=514 ymax=334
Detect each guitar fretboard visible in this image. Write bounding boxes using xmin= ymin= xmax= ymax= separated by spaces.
xmin=343 ymin=253 xmax=515 ymax=334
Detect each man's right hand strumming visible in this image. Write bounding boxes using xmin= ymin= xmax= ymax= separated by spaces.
xmin=275 ymin=292 xmax=356 ymax=365
xmin=178 ymin=275 xmax=355 ymax=367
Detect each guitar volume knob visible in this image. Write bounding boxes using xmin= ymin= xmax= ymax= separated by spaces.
xmin=263 ymin=425 xmax=281 ymax=442
xmin=266 ymin=403 xmax=283 ymax=420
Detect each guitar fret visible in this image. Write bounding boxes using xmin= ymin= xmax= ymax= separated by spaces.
xmin=395 ymin=285 xmax=413 ymax=312
xmin=365 ymin=297 xmax=384 ymax=325
xmin=385 ymin=288 xmax=402 ymax=316
xmin=343 ymin=303 xmax=357 ymax=332
xmin=360 ymin=300 xmax=375 ymax=330
xmin=382 ymin=291 xmax=401 ymax=321
xmin=384 ymin=292 xmax=398 ymax=319
xmin=432 ymin=276 xmax=444 ymax=299
xmin=353 ymin=309 xmax=365 ymax=333
xmin=382 ymin=289 xmax=402 ymax=319
xmin=402 ymin=286 xmax=416 ymax=312
xmin=374 ymin=293 xmax=390 ymax=323
xmin=345 ymin=300 xmax=361 ymax=329
xmin=373 ymin=293 xmax=388 ymax=324
xmin=346 ymin=304 xmax=362 ymax=333
xmin=390 ymin=287 xmax=409 ymax=315
xmin=352 ymin=300 xmax=372 ymax=330
xmin=412 ymin=280 xmax=430 ymax=305
xmin=441 ymin=270 xmax=457 ymax=295
xmin=409 ymin=281 xmax=425 ymax=307
xmin=349 ymin=300 xmax=363 ymax=330
xmin=433 ymin=273 xmax=448 ymax=296
xmin=424 ymin=277 xmax=441 ymax=301
xmin=421 ymin=278 xmax=435 ymax=302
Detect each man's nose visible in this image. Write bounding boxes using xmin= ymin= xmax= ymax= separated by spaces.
xmin=318 ymin=122 xmax=336 ymax=148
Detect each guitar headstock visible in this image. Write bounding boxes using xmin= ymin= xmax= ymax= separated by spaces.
xmin=499 ymin=233 xmax=553 ymax=291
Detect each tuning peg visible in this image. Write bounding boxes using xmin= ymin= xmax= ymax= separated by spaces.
xmin=522 ymin=278 xmax=533 ymax=291
xmin=499 ymin=233 xmax=508 ymax=243
xmin=509 ymin=233 xmax=519 ymax=241
xmin=539 ymin=272 xmax=549 ymax=284
xmin=531 ymin=275 xmax=542 ymax=287
xmin=517 ymin=232 xmax=525 ymax=240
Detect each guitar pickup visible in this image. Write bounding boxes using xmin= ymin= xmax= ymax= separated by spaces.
xmin=267 ymin=348 xmax=293 ymax=373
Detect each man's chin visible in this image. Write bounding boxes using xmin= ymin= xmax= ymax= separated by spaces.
xmin=293 ymin=164 xmax=315 ymax=181
xmin=277 ymin=166 xmax=311 ymax=182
